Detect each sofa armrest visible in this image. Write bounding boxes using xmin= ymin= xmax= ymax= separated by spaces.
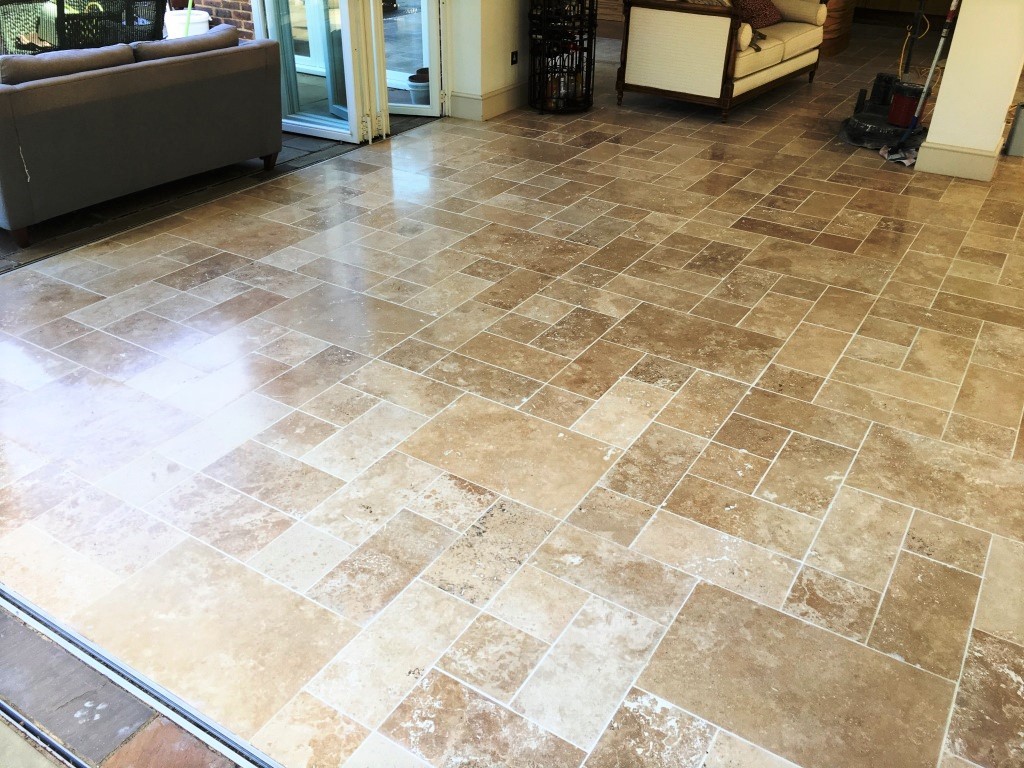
xmin=0 ymin=86 xmax=34 ymax=232
xmin=771 ymin=0 xmax=827 ymax=25
xmin=736 ymin=22 xmax=753 ymax=51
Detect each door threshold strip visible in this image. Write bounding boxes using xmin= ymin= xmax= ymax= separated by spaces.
xmin=0 ymin=699 xmax=79 ymax=767
xmin=0 ymin=584 xmax=281 ymax=768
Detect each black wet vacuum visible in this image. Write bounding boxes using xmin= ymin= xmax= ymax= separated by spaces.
xmin=839 ymin=0 xmax=961 ymax=165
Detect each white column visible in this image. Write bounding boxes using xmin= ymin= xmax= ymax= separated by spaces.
xmin=916 ymin=0 xmax=1024 ymax=181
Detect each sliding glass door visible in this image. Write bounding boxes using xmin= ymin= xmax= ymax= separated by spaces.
xmin=256 ymin=0 xmax=442 ymax=142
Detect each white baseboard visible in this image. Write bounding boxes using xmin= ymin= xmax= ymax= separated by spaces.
xmin=915 ymin=140 xmax=1001 ymax=182
xmin=449 ymin=81 xmax=528 ymax=121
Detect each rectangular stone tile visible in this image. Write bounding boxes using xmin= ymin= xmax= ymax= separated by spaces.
xmin=666 ymin=475 xmax=817 ymax=559
xmin=591 ymin=178 xmax=712 ymax=218
xmin=426 ymin=353 xmax=542 ymax=407
xmin=252 ymin=692 xmax=368 ymax=768
xmin=532 ymin=524 xmax=695 ymax=624
xmin=638 ymin=583 xmax=953 ymax=768
xmin=438 ymin=614 xmax=549 ymax=702
xmin=455 ymin=223 xmax=593 ymax=276
xmin=258 ymin=346 xmax=370 ymax=407
xmin=703 ymin=732 xmax=797 ymax=768
xmin=755 ymin=433 xmax=855 ymax=517
xmin=585 ymin=687 xmax=714 ymax=768
xmin=310 ymin=582 xmax=476 ymax=728
xmin=633 ymin=512 xmax=798 ymax=607
xmin=847 ymin=425 xmax=1024 ymax=542
xmin=0 ymin=271 xmax=103 ymax=335
xmin=457 ymin=332 xmax=570 ymax=381
xmin=689 ymin=441 xmax=770 ymax=494
xmin=868 ymin=552 xmax=980 ymax=678
xmin=549 ymin=340 xmax=644 ymax=399
xmin=565 ymin=486 xmax=655 ymax=548
xmin=0 ymin=611 xmax=153 ymax=765
xmin=774 ymin=323 xmax=850 ymax=377
xmin=532 ymin=307 xmax=616 ymax=357
xmin=74 ymin=539 xmax=357 ymax=739
xmin=401 ymin=395 xmax=617 ymax=517
xmin=513 ymin=597 xmax=662 ymax=749
xmin=261 ymin=284 xmax=433 ymax=355
xmin=301 ymin=383 xmax=378 ymax=427
xmin=605 ymin=303 xmax=779 ymax=383
xmin=832 ymin=356 xmax=958 ymax=410
xmin=903 ymin=329 xmax=975 ymax=383
xmin=905 ymin=510 xmax=990 ymax=575
xmin=954 ymin=364 xmax=1024 ymax=429
xmin=814 ymin=380 xmax=948 ymax=439
xmin=341 ymin=359 xmax=460 ymax=416
xmin=737 ymin=388 xmax=869 ymax=450
xmin=422 ymin=498 xmax=555 ymax=605
xmin=247 ymin=522 xmax=352 ymax=592
xmin=871 ymin=297 xmax=982 ymax=338
xmin=305 ymin=451 xmax=441 ymax=545
xmin=743 ymin=239 xmax=892 ymax=293
xmin=603 ymin=422 xmax=706 ymax=506
xmin=204 ymin=440 xmax=344 ymax=516
xmin=974 ymin=536 xmax=1024 ymax=646
xmin=656 ymin=371 xmax=748 ymax=438
xmin=304 ymin=402 xmax=426 ymax=481
xmin=183 ymin=288 xmax=287 ymax=336
xmin=947 ymin=630 xmax=1024 ymax=768
xmin=783 ymin=566 xmax=880 ymax=643
xmin=383 ymin=670 xmax=584 ymax=768
xmin=308 ymin=509 xmax=455 ymax=624
xmin=573 ymin=379 xmax=671 ymax=449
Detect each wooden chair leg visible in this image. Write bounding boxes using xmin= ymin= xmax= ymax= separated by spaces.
xmin=261 ymin=153 xmax=279 ymax=172
xmin=10 ymin=227 xmax=30 ymax=248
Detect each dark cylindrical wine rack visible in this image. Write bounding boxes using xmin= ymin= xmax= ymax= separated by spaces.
xmin=528 ymin=0 xmax=597 ymax=114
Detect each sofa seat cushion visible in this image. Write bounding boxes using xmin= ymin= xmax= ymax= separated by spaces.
xmin=131 ymin=23 xmax=238 ymax=62
xmin=0 ymin=44 xmax=132 ymax=85
xmin=762 ymin=21 xmax=823 ymax=60
xmin=733 ymin=35 xmax=785 ymax=78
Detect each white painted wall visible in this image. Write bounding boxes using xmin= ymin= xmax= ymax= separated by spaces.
xmin=447 ymin=0 xmax=530 ymax=120
xmin=917 ymin=0 xmax=1024 ymax=178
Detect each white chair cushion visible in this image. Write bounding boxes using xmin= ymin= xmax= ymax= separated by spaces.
xmin=733 ymin=35 xmax=785 ymax=78
xmin=772 ymin=0 xmax=827 ymax=26
xmin=737 ymin=22 xmax=753 ymax=51
xmin=762 ymin=21 xmax=824 ymax=60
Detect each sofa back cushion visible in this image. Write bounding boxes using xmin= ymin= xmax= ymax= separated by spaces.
xmin=735 ymin=0 xmax=784 ymax=29
xmin=132 ymin=23 xmax=238 ymax=62
xmin=0 ymin=44 xmax=133 ymax=85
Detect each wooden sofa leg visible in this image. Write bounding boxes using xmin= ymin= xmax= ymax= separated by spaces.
xmin=261 ymin=153 xmax=279 ymax=172
xmin=10 ymin=227 xmax=30 ymax=248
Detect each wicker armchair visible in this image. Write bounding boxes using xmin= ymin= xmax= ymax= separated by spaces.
xmin=0 ymin=0 xmax=163 ymax=54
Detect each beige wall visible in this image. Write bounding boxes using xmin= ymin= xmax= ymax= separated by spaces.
xmin=917 ymin=0 xmax=1024 ymax=179
xmin=448 ymin=0 xmax=530 ymax=120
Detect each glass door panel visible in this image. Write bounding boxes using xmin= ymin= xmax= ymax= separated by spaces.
xmin=380 ymin=0 xmax=441 ymax=116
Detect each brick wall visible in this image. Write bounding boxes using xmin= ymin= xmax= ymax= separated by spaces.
xmin=194 ymin=0 xmax=256 ymax=38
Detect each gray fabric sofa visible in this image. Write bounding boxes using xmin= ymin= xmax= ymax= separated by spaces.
xmin=0 ymin=25 xmax=281 ymax=246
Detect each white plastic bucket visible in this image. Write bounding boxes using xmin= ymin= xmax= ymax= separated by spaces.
xmin=408 ymin=74 xmax=429 ymax=105
xmin=165 ymin=10 xmax=210 ymax=39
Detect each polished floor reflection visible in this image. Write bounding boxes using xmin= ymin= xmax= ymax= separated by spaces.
xmin=1 ymin=26 xmax=1023 ymax=768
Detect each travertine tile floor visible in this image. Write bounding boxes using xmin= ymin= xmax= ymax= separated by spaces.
xmin=2 ymin=25 xmax=1024 ymax=768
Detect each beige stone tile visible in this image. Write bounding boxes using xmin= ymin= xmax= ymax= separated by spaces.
xmin=261 ymin=284 xmax=433 ymax=356
xmin=73 ymin=539 xmax=357 ymax=738
xmin=457 ymin=332 xmax=569 ymax=382
xmin=383 ymin=670 xmax=584 ymax=767
xmin=565 ymin=486 xmax=655 ymax=547
xmin=247 ymin=522 xmax=353 ymax=592
xmin=305 ymin=451 xmax=440 ymax=546
xmin=605 ymin=303 xmax=780 ymax=383
xmin=0 ymin=270 xmax=103 ymax=335
xmin=974 ymin=536 xmax=1024 ymax=646
xmin=422 ymin=498 xmax=555 ymax=605
xmin=814 ymin=379 xmax=948 ymax=439
xmin=0 ymin=335 xmax=80 ymax=391
xmin=584 ymin=687 xmax=714 ymax=768
xmin=703 ymin=732 xmax=798 ymax=768
xmin=309 ymin=581 xmax=476 ymax=727
xmin=341 ymin=732 xmax=428 ymax=768
xmin=833 ymin=356 xmax=958 ymax=410
xmin=426 ymin=352 xmax=541 ymax=406
xmin=438 ymin=614 xmax=549 ymax=702
xmin=0 ymin=524 xmax=121 ymax=622
xmin=773 ymin=323 xmax=851 ymax=377
xmin=340 ymin=359 xmax=460 ymax=417
xmin=869 ymin=552 xmax=980 ymax=678
xmin=689 ymin=442 xmax=771 ymax=494
xmin=309 ymin=510 xmax=455 ymax=624
xmin=301 ymin=384 xmax=378 ymax=427
xmin=514 ymin=596 xmax=662 ymax=749
xmin=972 ymin=323 xmax=1024 ymax=375
xmin=755 ymin=433 xmax=855 ymax=517
xmin=258 ymin=346 xmax=370 ymax=408
xmin=744 ymin=239 xmax=893 ymax=293
xmin=738 ymin=389 xmax=869 ymax=450
xmin=0 ymin=463 xmax=89 ymax=535
xmin=304 ymin=402 xmax=426 ymax=481
xmin=146 ymin=472 xmax=293 ymax=559
xmin=634 ymin=512 xmax=798 ymax=607
xmin=783 ymin=566 xmax=880 ymax=642
xmin=905 ymin=511 xmax=990 ymax=575
xmin=656 ymin=371 xmax=750 ymax=438
xmin=803 ymin=286 xmax=874 ymax=333
xmin=520 ymin=385 xmax=594 ymax=427
xmin=713 ymin=413 xmax=790 ymax=459
xmin=807 ymin=487 xmax=911 ymax=591
xmin=205 ymin=440 xmax=344 ymax=516
xmin=848 ymin=425 xmax=1024 ymax=542
xmin=954 ymin=364 xmax=1024 ymax=429
xmin=252 ymin=692 xmax=368 ymax=768
xmin=666 ymin=475 xmax=817 ymax=559
xmin=549 ymin=340 xmax=644 ymax=399
xmin=947 ymin=630 xmax=1024 ymax=768
xmin=902 ymin=329 xmax=974 ymax=383
xmin=406 ymin=472 xmax=498 ymax=531
xmin=532 ymin=523 xmax=695 ymax=624
xmin=626 ymin=354 xmax=695 ymax=391
xmin=401 ymin=395 xmax=617 ymax=517
xmin=638 ymin=583 xmax=952 ymax=768
xmin=573 ymin=379 xmax=671 ymax=448
xmin=95 ymin=451 xmax=193 ymax=507
xmin=455 ymin=222 xmax=593 ymax=276
xmin=533 ymin=307 xmax=617 ymax=358
xmin=487 ymin=564 xmax=589 ymax=644
xmin=254 ymin=411 xmax=338 ymax=458
xmin=603 ymin=422 xmax=706 ymax=506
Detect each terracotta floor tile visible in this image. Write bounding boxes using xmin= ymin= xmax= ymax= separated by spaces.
xmin=639 ymin=584 xmax=952 ymax=768
xmin=584 ymin=687 xmax=714 ymax=768
xmin=402 ymin=395 xmax=616 ymax=517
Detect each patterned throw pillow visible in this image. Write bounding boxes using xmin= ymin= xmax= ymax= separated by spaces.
xmin=734 ymin=0 xmax=784 ymax=29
